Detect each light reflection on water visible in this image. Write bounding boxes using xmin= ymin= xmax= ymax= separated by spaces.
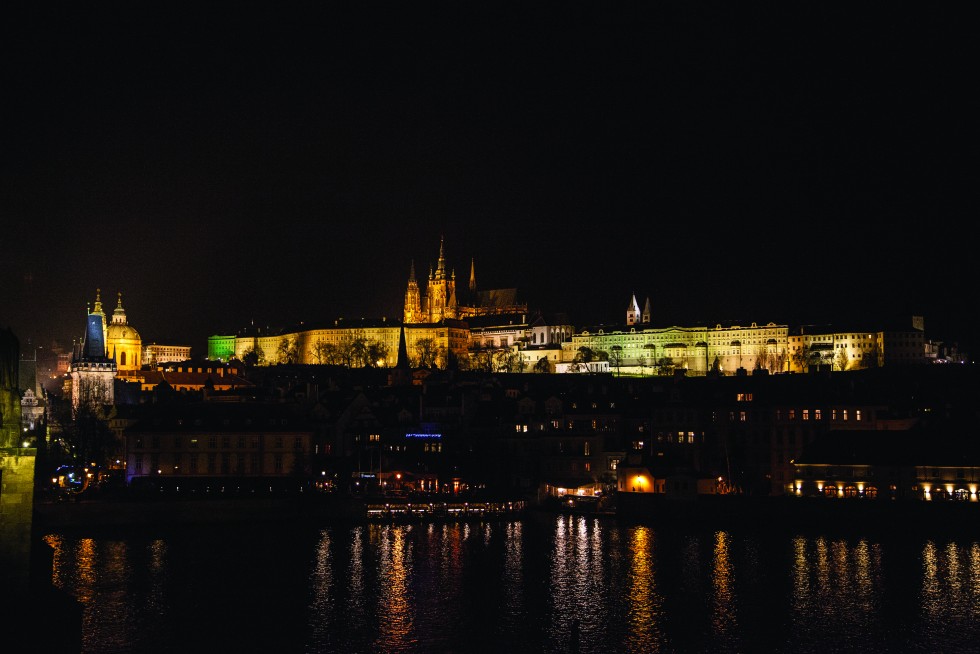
xmin=41 ymin=519 xmax=980 ymax=653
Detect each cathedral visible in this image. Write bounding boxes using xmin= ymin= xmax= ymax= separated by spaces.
xmin=403 ymin=237 xmax=526 ymax=324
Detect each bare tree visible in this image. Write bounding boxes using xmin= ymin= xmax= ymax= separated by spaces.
xmin=276 ymin=336 xmax=299 ymax=364
xmin=772 ymin=349 xmax=787 ymax=373
xmin=366 ymin=341 xmax=390 ymax=367
xmin=835 ymin=348 xmax=849 ymax=372
xmin=791 ymin=344 xmax=810 ymax=373
xmin=574 ymin=346 xmax=595 ymax=364
xmin=494 ymin=350 xmax=521 ymax=372
xmin=337 ymin=329 xmax=369 ymax=367
xmin=861 ymin=343 xmax=882 ymax=369
xmin=414 ymin=337 xmax=440 ymax=368
xmin=241 ymin=346 xmax=261 ymax=367
xmin=655 ymin=356 xmax=674 ymax=377
xmin=610 ymin=345 xmax=623 ymax=375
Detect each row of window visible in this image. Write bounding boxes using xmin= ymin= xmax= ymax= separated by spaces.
xmin=133 ymin=452 xmax=287 ymax=474
xmin=815 ymin=485 xmax=975 ymax=501
xmin=133 ymin=435 xmax=306 ymax=450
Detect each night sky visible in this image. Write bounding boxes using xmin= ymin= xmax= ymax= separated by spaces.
xmin=3 ymin=4 xmax=976 ymax=359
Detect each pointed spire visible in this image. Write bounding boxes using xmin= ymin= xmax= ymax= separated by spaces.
xmin=93 ymin=288 xmax=104 ymax=316
xmin=436 ymin=236 xmax=446 ymax=278
xmin=397 ymin=325 xmax=409 ymax=369
xmin=409 ymin=259 xmax=417 ymax=282
xmin=469 ymin=257 xmax=476 ymax=292
xmin=643 ymin=297 xmax=652 ymax=324
xmin=112 ymin=292 xmax=127 ymax=324
xmin=627 ymin=293 xmax=641 ymax=326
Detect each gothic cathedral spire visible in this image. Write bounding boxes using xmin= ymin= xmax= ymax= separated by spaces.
xmin=403 ymin=259 xmax=422 ymax=324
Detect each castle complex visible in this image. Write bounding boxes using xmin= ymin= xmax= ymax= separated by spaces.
xmin=204 ymin=238 xmax=930 ymax=374
xmin=38 ymin=240 xmax=933 ymax=383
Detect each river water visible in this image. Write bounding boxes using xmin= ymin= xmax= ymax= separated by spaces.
xmin=41 ymin=513 xmax=980 ymax=653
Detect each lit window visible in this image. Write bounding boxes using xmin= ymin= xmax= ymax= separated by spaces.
xmin=802 ymin=410 xmax=809 ymax=421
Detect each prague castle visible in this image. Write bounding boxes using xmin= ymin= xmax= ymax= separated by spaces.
xmin=204 ymin=237 xmax=933 ymax=374
xmin=54 ymin=242 xmax=936 ymax=382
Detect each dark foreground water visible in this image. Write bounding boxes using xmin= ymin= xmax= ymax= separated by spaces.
xmin=41 ymin=513 xmax=980 ymax=653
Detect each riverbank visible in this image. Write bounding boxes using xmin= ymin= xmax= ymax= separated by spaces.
xmin=615 ymin=493 xmax=980 ymax=536
xmin=34 ymin=492 xmax=980 ymax=536
xmin=33 ymin=493 xmax=529 ymax=532
xmin=33 ymin=494 xmax=364 ymax=532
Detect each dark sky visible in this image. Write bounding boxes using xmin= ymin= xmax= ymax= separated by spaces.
xmin=3 ymin=4 xmax=977 ymax=358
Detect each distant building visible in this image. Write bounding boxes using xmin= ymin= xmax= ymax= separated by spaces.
xmin=122 ymin=401 xmax=314 ymax=490
xmin=143 ymin=343 xmax=192 ymax=367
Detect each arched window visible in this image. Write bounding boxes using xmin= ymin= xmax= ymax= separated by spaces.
xmin=843 ymin=485 xmax=859 ymax=498
xmin=120 ymin=351 xmax=127 ymax=366
xmin=954 ymin=488 xmax=970 ymax=502
xmin=864 ymin=486 xmax=878 ymax=499
xmin=823 ymin=485 xmax=838 ymax=498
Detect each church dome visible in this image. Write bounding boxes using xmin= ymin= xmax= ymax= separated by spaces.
xmin=105 ymin=292 xmax=142 ymax=371
xmin=106 ymin=321 xmax=141 ymax=342
xmin=106 ymin=294 xmax=141 ymax=341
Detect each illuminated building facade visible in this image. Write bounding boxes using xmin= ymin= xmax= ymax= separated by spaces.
xmin=143 ymin=343 xmax=192 ymax=367
xmin=105 ymin=292 xmax=142 ymax=374
xmin=567 ymin=320 xmax=791 ymax=376
xmin=403 ymin=237 xmax=527 ymax=324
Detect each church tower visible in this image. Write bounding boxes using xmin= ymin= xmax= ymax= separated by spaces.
xmin=642 ymin=297 xmax=652 ymax=324
xmin=105 ymin=292 xmax=142 ymax=374
xmin=626 ymin=294 xmax=641 ymax=326
xmin=403 ymin=260 xmax=423 ymax=324
xmin=422 ymin=237 xmax=455 ymax=323
xmin=69 ymin=290 xmax=116 ymax=411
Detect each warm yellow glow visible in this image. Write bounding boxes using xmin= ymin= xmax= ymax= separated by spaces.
xmin=857 ymin=482 xmax=864 ymax=492
xmin=817 ymin=482 xmax=824 ymax=491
